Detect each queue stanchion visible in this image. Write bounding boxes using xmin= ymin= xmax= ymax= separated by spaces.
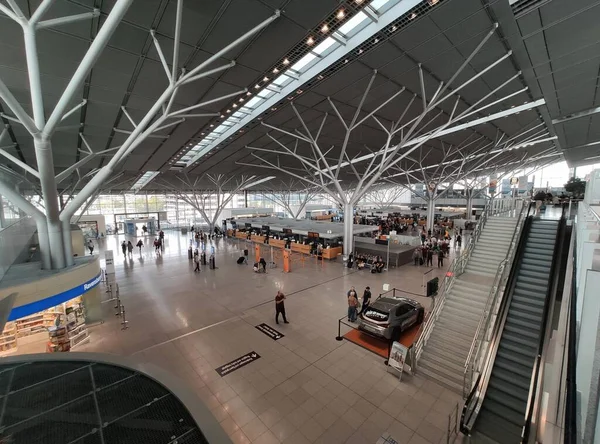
xmin=120 ymin=305 xmax=129 ymax=330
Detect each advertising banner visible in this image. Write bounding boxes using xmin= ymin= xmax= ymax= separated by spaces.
xmin=104 ymin=250 xmax=116 ymax=284
xmin=388 ymin=341 xmax=409 ymax=380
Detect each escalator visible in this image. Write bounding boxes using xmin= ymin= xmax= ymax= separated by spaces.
xmin=461 ymin=210 xmax=570 ymax=443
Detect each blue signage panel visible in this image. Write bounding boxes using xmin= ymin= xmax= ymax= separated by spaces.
xmin=7 ymin=272 xmax=102 ymax=321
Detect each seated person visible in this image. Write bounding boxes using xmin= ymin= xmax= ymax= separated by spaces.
xmin=253 ymin=262 xmax=260 ymax=272
xmin=375 ymin=257 xmax=385 ymax=273
xmin=259 ymin=257 xmax=267 ymax=272
xmin=356 ymin=257 xmax=365 ymax=269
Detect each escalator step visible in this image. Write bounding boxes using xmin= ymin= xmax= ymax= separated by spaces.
xmin=480 ymin=398 xmax=525 ymax=431
xmin=486 ymin=386 xmax=528 ymax=414
xmin=496 ymin=348 xmax=534 ymax=372
xmin=512 ymin=295 xmax=545 ymax=308
xmin=504 ymin=323 xmax=540 ymax=341
xmin=506 ymin=316 xmax=541 ymax=332
xmin=509 ymin=308 xmax=544 ymax=323
xmin=515 ymin=281 xmax=547 ymax=293
xmin=502 ymin=332 xmax=538 ymax=351
xmin=510 ymin=301 xmax=545 ymax=316
xmin=492 ymin=368 xmax=531 ymax=391
xmin=500 ymin=337 xmax=537 ymax=358
xmin=475 ymin=409 xmax=523 ymax=444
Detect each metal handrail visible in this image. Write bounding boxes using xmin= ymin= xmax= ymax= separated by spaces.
xmin=413 ymin=197 xmax=520 ymax=368
xmin=462 ymin=200 xmax=530 ymax=397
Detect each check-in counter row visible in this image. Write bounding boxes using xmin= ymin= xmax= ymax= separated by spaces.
xmin=226 ymin=231 xmax=343 ymax=259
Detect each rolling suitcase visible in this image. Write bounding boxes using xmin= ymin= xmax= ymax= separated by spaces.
xmin=236 ymin=256 xmax=244 ymax=264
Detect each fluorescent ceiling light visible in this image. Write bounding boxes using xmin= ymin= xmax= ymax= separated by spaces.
xmin=241 ymin=176 xmax=276 ymax=190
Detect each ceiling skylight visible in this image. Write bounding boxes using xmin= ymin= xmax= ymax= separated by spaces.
xmin=131 ymin=171 xmax=159 ymax=191
xmin=180 ymin=0 xmax=412 ymax=168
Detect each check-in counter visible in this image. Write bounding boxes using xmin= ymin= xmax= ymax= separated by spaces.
xmin=291 ymin=243 xmax=311 ymax=255
xmin=269 ymin=239 xmax=286 ymax=249
xmin=321 ymin=246 xmax=342 ymax=259
xmin=235 ymin=231 xmax=247 ymax=240
xmin=251 ymin=234 xmax=266 ymax=243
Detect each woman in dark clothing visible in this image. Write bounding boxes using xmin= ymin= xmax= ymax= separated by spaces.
xmin=275 ymin=291 xmax=288 ymax=324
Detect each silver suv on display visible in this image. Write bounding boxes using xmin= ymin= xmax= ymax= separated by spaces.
xmin=358 ymin=297 xmax=424 ymax=340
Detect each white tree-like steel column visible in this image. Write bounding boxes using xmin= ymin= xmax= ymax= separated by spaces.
xmin=0 ymin=0 xmax=279 ymax=269
xmin=241 ymin=24 xmax=545 ymax=257
xmin=361 ymin=186 xmax=408 ymax=210
xmin=260 ymin=180 xmax=319 ymax=219
xmin=159 ymin=173 xmax=257 ymax=233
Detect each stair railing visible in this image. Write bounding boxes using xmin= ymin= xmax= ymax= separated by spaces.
xmin=414 ymin=197 xmax=519 ymax=370
xmin=462 ymin=200 xmax=531 ymax=398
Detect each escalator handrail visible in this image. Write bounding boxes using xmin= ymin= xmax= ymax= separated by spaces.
xmin=460 ymin=204 xmax=535 ymax=434
xmin=564 ymin=220 xmax=578 ymax=444
xmin=521 ymin=205 xmax=568 ymax=442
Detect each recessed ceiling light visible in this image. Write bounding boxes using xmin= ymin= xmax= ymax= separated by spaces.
xmin=263 ymin=76 xmax=269 ymax=82
xmin=344 ymin=59 xmax=348 ymax=64
xmin=391 ymin=25 xmax=397 ymax=31
xmin=271 ymin=107 xmax=277 ymax=111
xmin=358 ymin=48 xmax=363 ymax=54
xmin=246 ymin=91 xmax=251 ymax=96
xmin=220 ymin=114 xmax=225 ymax=118
xmin=255 ymin=84 xmax=260 ymax=89
xmin=374 ymin=38 xmax=379 ymax=43
xmin=410 ymin=12 xmax=417 ymax=19
xmin=283 ymin=58 xmax=290 ymax=65
xmin=307 ymin=36 xmax=315 ymax=45
xmin=232 ymin=103 xmax=238 ymax=108
xmin=429 ymin=0 xmax=439 ymax=5
xmin=226 ymin=109 xmax=231 ymax=113
xmin=318 ymin=75 xmax=324 ymax=80
xmin=297 ymin=90 xmax=303 ymax=94
xmin=336 ymin=9 xmax=345 ymax=19
xmin=273 ymin=67 xmax=279 ymax=74
xmin=321 ymin=24 xmax=329 ymax=33
xmin=210 ymin=124 xmax=214 ymax=127
xmin=239 ymin=98 xmax=244 ymax=102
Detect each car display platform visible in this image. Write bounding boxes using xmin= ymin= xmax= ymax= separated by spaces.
xmin=342 ymin=322 xmax=422 ymax=358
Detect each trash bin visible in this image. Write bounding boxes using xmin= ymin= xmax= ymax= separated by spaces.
xmin=209 ymin=255 xmax=216 ymax=269
xmin=188 ymin=247 xmax=193 ymax=260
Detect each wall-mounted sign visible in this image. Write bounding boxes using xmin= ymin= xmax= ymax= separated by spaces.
xmin=510 ymin=177 xmax=519 ymax=186
xmin=308 ymin=231 xmax=319 ymax=239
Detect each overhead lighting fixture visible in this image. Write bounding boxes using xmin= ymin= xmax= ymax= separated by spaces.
xmin=273 ymin=67 xmax=279 ymax=74
xmin=321 ymin=24 xmax=329 ymax=33
xmin=297 ymin=89 xmax=303 ymax=94
xmin=241 ymin=176 xmax=276 ymax=190
xmin=374 ymin=38 xmax=379 ymax=43
xmin=239 ymin=98 xmax=244 ymax=102
xmin=429 ymin=0 xmax=439 ymax=5
xmin=283 ymin=58 xmax=290 ymax=65
xmin=318 ymin=75 xmax=324 ymax=80
xmin=246 ymin=91 xmax=251 ymax=96
xmin=344 ymin=59 xmax=349 ymax=64
xmin=307 ymin=36 xmax=315 ymax=45
xmin=226 ymin=109 xmax=231 ymax=113
xmin=391 ymin=25 xmax=397 ymax=31
xmin=358 ymin=48 xmax=363 ymax=54
xmin=355 ymin=0 xmax=364 ymax=3
xmin=255 ymin=84 xmax=260 ymax=89
xmin=263 ymin=76 xmax=269 ymax=82
xmin=232 ymin=104 xmax=237 ymax=108
xmin=271 ymin=107 xmax=277 ymax=111
xmin=210 ymin=124 xmax=214 ymax=127
xmin=336 ymin=9 xmax=345 ymax=19
xmin=410 ymin=12 xmax=417 ymax=19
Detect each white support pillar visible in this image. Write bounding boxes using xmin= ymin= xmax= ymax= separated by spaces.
xmin=465 ymin=188 xmax=474 ymax=221
xmin=427 ymin=198 xmax=436 ymax=231
xmin=343 ymin=202 xmax=354 ymax=257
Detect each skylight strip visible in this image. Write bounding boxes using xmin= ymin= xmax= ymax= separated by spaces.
xmin=186 ymin=0 xmax=416 ymax=167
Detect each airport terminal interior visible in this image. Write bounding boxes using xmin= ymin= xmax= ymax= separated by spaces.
xmin=0 ymin=0 xmax=600 ymax=443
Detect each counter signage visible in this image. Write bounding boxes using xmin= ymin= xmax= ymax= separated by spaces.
xmin=105 ymin=250 xmax=115 ymax=284
xmin=215 ymin=351 xmax=261 ymax=377
xmin=283 ymin=228 xmax=292 ymax=235
xmin=308 ymin=231 xmax=319 ymax=239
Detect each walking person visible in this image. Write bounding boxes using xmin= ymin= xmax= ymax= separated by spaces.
xmin=347 ymin=291 xmax=359 ymax=322
xmin=121 ymin=240 xmax=127 ymax=257
xmin=127 ymin=241 xmax=133 ymax=257
xmin=437 ymin=248 xmax=444 ymax=268
xmin=136 ymin=239 xmax=144 ymax=254
xmin=193 ymin=250 xmax=201 ymax=272
xmin=359 ymin=286 xmax=371 ymax=315
xmin=87 ymin=239 xmax=94 ymax=255
xmin=275 ymin=290 xmax=288 ymax=324
xmin=243 ymin=248 xmax=249 ymax=264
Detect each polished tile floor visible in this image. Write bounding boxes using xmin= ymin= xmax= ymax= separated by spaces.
xmin=76 ymin=231 xmax=464 ymax=444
